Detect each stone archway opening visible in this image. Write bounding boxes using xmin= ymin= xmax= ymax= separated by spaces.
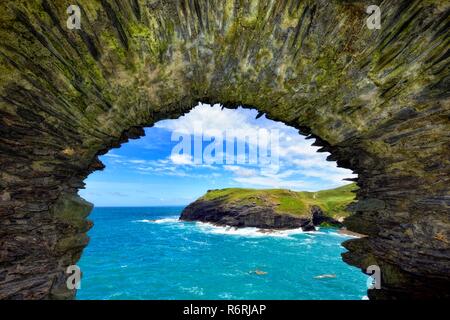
xmin=76 ymin=102 xmax=366 ymax=300
xmin=0 ymin=0 xmax=448 ymax=300
xmin=81 ymin=103 xmax=360 ymax=205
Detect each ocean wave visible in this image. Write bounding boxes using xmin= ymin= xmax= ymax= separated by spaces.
xmin=328 ymin=231 xmax=359 ymax=239
xmin=180 ymin=286 xmax=204 ymax=296
xmin=153 ymin=217 xmax=180 ymax=224
xmin=134 ymin=217 xmax=339 ymax=240
xmin=134 ymin=217 xmax=180 ymax=224
xmin=194 ymin=222 xmax=310 ymax=239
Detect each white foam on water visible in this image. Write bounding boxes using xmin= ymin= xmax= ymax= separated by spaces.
xmin=194 ymin=221 xmax=310 ymax=239
xmin=180 ymin=286 xmax=204 ymax=296
xmin=133 ymin=217 xmax=180 ymax=224
xmin=328 ymin=231 xmax=359 ymax=239
xmin=302 ymin=238 xmax=315 ymax=244
xmin=218 ymin=293 xmax=234 ymax=299
xmin=153 ymin=217 xmax=180 ymax=224
xmin=133 ymin=219 xmax=152 ymax=223
xmin=134 ymin=217 xmax=335 ymax=240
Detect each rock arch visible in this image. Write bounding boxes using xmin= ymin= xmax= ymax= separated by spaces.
xmin=0 ymin=0 xmax=448 ymax=299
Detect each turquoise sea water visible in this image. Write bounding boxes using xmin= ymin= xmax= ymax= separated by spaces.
xmin=76 ymin=207 xmax=368 ymax=300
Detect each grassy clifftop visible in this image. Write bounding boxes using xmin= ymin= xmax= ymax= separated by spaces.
xmin=200 ymin=183 xmax=357 ymax=220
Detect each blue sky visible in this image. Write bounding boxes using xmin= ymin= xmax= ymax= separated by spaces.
xmin=79 ymin=104 xmax=356 ymax=206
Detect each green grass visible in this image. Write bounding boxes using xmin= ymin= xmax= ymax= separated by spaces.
xmin=201 ymin=183 xmax=357 ymax=219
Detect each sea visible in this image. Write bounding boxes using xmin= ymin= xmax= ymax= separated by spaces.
xmin=76 ymin=206 xmax=369 ymax=300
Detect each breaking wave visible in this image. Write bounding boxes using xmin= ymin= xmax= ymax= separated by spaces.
xmin=134 ymin=217 xmax=180 ymax=224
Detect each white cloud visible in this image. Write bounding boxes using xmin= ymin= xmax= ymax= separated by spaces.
xmin=233 ymin=176 xmax=307 ymax=189
xmin=128 ymin=159 xmax=147 ymax=164
xmin=103 ymin=153 xmax=122 ymax=158
xmin=224 ymin=165 xmax=258 ymax=177
xmin=278 ymin=143 xmax=322 ymax=158
xmin=101 ymin=103 xmax=356 ymax=190
xmin=170 ymin=153 xmax=193 ymax=165
xmin=156 ymin=103 xmax=257 ymax=138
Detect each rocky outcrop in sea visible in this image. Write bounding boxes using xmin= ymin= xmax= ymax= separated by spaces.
xmin=180 ymin=198 xmax=342 ymax=231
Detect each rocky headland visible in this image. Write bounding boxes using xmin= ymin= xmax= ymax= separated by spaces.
xmin=180 ymin=184 xmax=357 ymax=231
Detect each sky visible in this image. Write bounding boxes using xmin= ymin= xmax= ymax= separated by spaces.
xmin=79 ymin=103 xmax=356 ymax=206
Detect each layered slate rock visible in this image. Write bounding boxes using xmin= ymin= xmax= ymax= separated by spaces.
xmin=0 ymin=0 xmax=449 ymax=299
xmin=182 ymin=201 xmax=344 ymax=231
xmin=181 ymin=199 xmax=342 ymax=231
xmin=181 ymin=198 xmax=316 ymax=230
xmin=180 ymin=187 xmax=348 ymax=230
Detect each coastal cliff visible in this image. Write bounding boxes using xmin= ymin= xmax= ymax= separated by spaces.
xmin=180 ymin=184 xmax=356 ymax=231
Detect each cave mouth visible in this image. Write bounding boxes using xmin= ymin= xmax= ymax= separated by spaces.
xmin=76 ymin=103 xmax=367 ymax=300
xmin=7 ymin=94 xmax=446 ymax=301
xmin=0 ymin=0 xmax=448 ymax=301
xmin=81 ymin=103 xmax=358 ymax=206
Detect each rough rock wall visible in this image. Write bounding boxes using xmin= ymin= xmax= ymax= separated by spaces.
xmin=180 ymin=195 xmax=342 ymax=230
xmin=0 ymin=0 xmax=448 ymax=299
xmin=180 ymin=198 xmax=316 ymax=230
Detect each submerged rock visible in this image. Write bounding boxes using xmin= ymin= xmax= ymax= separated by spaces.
xmin=251 ymin=270 xmax=268 ymax=275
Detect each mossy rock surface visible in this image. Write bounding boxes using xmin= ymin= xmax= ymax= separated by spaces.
xmin=200 ymin=183 xmax=357 ymax=221
xmin=180 ymin=184 xmax=357 ymax=230
xmin=0 ymin=0 xmax=448 ymax=300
